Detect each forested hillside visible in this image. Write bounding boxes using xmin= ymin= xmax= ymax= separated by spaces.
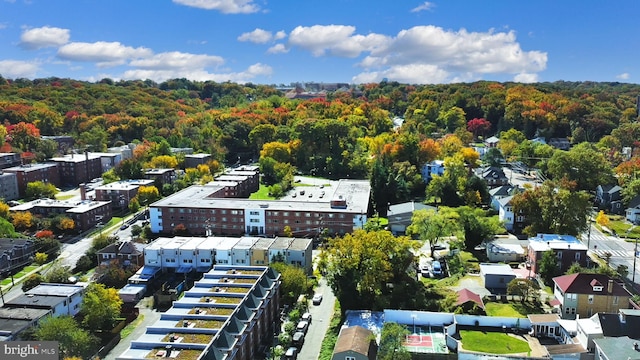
xmin=1 ymin=77 xmax=640 ymax=213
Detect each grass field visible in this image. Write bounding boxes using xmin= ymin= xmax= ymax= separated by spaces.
xmin=484 ymin=302 xmax=527 ymax=318
xmin=460 ymin=330 xmax=530 ymax=354
xmin=249 ymin=185 xmax=276 ymax=200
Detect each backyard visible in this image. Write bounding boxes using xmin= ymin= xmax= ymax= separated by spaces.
xmin=459 ymin=330 xmax=531 ymax=355
xmin=484 ymin=301 xmax=544 ymax=317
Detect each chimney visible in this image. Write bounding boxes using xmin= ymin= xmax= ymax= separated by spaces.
xmin=80 ymin=183 xmax=87 ymax=200
xmin=608 ymin=279 xmax=614 ymax=294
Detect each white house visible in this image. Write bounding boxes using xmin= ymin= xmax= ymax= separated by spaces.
xmin=5 ymin=283 xmax=87 ymax=317
xmin=230 ymin=237 xmax=258 ymax=266
xmin=497 ymin=196 xmax=515 ymax=231
xmin=486 ymin=242 xmax=525 ymax=262
xmin=626 ymin=195 xmax=640 ymax=224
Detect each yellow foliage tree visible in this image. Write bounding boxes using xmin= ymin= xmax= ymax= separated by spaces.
xmin=147 ymin=155 xmax=178 ymax=169
xmin=12 ymin=211 xmax=33 ymax=230
xmin=0 ymin=201 xmax=9 ymax=219
xmin=595 ymin=210 xmax=609 ymax=228
xmin=58 ymin=217 xmax=75 ymax=231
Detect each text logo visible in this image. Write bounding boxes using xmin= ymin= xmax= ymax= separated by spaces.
xmin=3 ymin=342 xmax=58 ymax=360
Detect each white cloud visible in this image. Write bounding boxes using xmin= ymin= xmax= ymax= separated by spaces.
xmin=616 ymin=72 xmax=630 ymax=80
xmin=411 ymin=2 xmax=435 ymax=13
xmin=514 ymin=73 xmax=538 ymax=83
xmin=238 ymin=28 xmax=275 ymax=44
xmin=20 ymin=26 xmax=70 ymax=49
xmin=0 ymin=60 xmax=40 ymax=78
xmin=353 ymin=64 xmax=448 ymax=84
xmin=172 ymin=0 xmax=260 ymax=14
xmin=288 ymin=25 xmax=390 ymax=57
xmin=121 ymin=62 xmax=272 ymax=83
xmin=267 ymin=43 xmax=288 ymax=54
xmin=129 ymin=51 xmax=224 ymax=70
xmin=57 ymin=41 xmax=153 ymax=67
xmin=274 ymin=31 xmax=286 ymax=40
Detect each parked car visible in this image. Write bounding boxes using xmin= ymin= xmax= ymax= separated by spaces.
xmin=301 ymin=312 xmax=312 ymax=324
xmin=432 ymin=260 xmax=443 ymax=277
xmin=292 ymin=331 xmax=305 ymax=347
xmin=296 ymin=320 xmax=309 ymax=334
xmin=283 ymin=347 xmax=298 ymax=360
xmin=312 ymin=293 xmax=323 ymax=305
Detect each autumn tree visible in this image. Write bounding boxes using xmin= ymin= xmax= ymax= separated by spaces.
xmin=147 ymin=155 xmax=178 ymax=169
xmin=8 ymin=121 xmax=40 ymax=151
xmin=135 ymin=185 xmax=161 ymax=206
xmin=11 ymin=211 xmax=34 ymax=231
xmin=22 ymin=273 xmax=44 ymax=292
xmin=0 ymin=201 xmax=9 ymax=219
xmin=467 ymin=117 xmax=492 ymax=139
xmin=80 ymin=283 xmax=123 ymax=331
xmin=547 ymin=142 xmax=615 ymax=191
xmin=319 ymin=230 xmax=416 ymax=311
xmin=596 ymin=210 xmax=610 ymax=227
xmin=269 ymin=262 xmax=311 ymax=306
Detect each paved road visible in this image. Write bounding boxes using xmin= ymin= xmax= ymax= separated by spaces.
xmin=297 ymin=277 xmax=336 ymax=360
xmin=583 ymin=224 xmax=640 ymax=284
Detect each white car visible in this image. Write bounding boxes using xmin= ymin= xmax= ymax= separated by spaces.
xmin=312 ymin=293 xmax=323 ymax=305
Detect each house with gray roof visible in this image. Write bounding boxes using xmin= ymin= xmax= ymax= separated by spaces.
xmin=387 ymin=201 xmax=436 ymax=235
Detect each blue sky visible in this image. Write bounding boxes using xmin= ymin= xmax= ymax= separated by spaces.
xmin=0 ymin=0 xmax=637 ymax=85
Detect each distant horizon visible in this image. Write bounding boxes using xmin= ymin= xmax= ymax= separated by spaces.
xmin=1 ymin=1 xmax=638 ymax=85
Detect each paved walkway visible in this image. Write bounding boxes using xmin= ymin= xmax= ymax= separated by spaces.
xmin=103 ymin=297 xmax=161 ymax=360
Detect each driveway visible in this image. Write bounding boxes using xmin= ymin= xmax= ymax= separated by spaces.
xmin=450 ymin=275 xmax=491 ymax=298
xmin=297 ymin=278 xmax=336 ymax=360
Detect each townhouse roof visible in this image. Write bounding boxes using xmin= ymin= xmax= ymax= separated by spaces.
xmin=6 ymin=294 xmax=65 ymax=308
xmin=552 ymin=273 xmax=630 ymax=297
xmin=94 ymin=179 xmax=155 ymax=191
xmin=26 ymin=283 xmax=86 ymax=297
xmin=333 ymin=325 xmax=376 ymax=357
xmin=288 ymin=238 xmax=311 ymax=251
xmin=489 ymin=185 xmax=513 ymax=197
xmin=98 ymin=241 xmax=145 ymax=255
xmin=628 ymin=195 xmax=640 ymax=209
xmin=479 ymin=263 xmax=515 ymax=276
xmin=528 ymin=314 xmax=560 ymax=324
xmin=251 ymin=238 xmax=276 ymax=250
xmin=10 ymin=199 xmax=110 ymax=213
xmin=497 ymin=195 xmax=514 ymax=207
xmin=0 ymin=307 xmax=50 ymax=320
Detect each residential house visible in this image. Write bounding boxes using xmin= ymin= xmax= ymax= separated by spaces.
xmin=0 ymin=239 xmax=36 ymax=275
xmin=477 ymin=166 xmax=509 ymax=188
xmin=496 ymin=195 xmax=523 ymax=232
xmin=214 ymin=237 xmax=241 ymax=265
xmin=387 ymin=201 xmax=436 ymax=235
xmin=528 ymin=314 xmax=561 ymax=339
xmin=331 ymin=325 xmax=377 ymax=360
xmin=485 ymin=136 xmax=500 ymax=148
xmin=552 ymin=273 xmax=631 ymax=320
xmin=176 ymin=237 xmax=206 ymax=274
xmin=489 ymin=185 xmax=521 ymax=211
xmin=230 ymin=237 xmax=258 ymax=266
xmin=486 ymin=242 xmax=525 ymax=263
xmin=548 ymin=138 xmax=571 ymax=150
xmin=528 ymin=234 xmax=588 ymax=275
xmin=0 ymin=308 xmax=51 ymax=341
xmin=4 ymin=283 xmax=87 ymax=317
xmin=479 ymin=263 xmax=516 ymax=291
xmin=593 ymin=336 xmax=640 ymax=360
xmin=286 ymin=237 xmax=313 ymax=274
xmin=97 ymin=240 xmax=145 ymax=268
xmin=250 ymin=238 xmax=275 ymax=267
xmin=626 ymin=195 xmax=640 ymax=224
xmin=595 ymin=184 xmax=623 ymax=214
xmin=0 ymin=171 xmax=19 ymax=201
xmin=421 ymin=160 xmax=445 ymax=183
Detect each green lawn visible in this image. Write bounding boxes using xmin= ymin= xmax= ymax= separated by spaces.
xmin=56 ymin=193 xmax=76 ymax=200
xmin=460 ymin=330 xmax=530 ymax=354
xmin=608 ymin=219 xmax=640 ymax=239
xmin=249 ymin=185 xmax=276 ymax=200
xmin=484 ymin=302 xmax=527 ymax=318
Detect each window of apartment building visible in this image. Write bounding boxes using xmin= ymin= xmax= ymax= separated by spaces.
xmin=210 ymin=210 xmax=216 ymax=214
xmin=221 ymin=210 xmax=227 ymax=214
xmin=588 ymin=295 xmax=594 ymax=304
xmin=250 ymin=219 xmax=259 ymax=223
xmin=569 ymin=293 xmax=577 ymax=301
xmin=179 ymin=208 xmax=185 ymax=213
xmin=222 ymin=217 xmax=227 ymax=222
xmin=283 ymin=212 xmax=289 ymax=216
xmin=250 ymin=211 xmax=259 ymax=215
xmin=305 ymin=213 xmax=311 ymax=217
xmin=575 ymin=253 xmax=581 ymax=260
xmin=557 ymin=251 xmax=563 ymax=259
xmin=613 ymin=296 xmax=619 ymax=305
xmin=283 ymin=220 xmax=289 ymax=224
xmin=231 ymin=210 xmax=239 ymax=215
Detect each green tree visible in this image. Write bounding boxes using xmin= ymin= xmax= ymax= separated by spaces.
xmin=44 ymin=264 xmax=72 ymax=283
xmin=25 ymin=181 xmax=59 ymax=200
xmin=407 ymin=208 xmax=459 ymax=258
xmin=80 ymin=283 xmax=123 ymax=331
xmin=269 ymin=262 xmax=310 ymax=306
xmin=378 ymin=322 xmax=411 ymax=360
xmin=101 ymin=168 xmax=120 ymax=184
xmin=546 ymin=142 xmax=615 ymax=191
xmin=484 ymin=147 xmax=504 ymax=167
xmin=22 ymin=273 xmax=44 ymax=292
xmin=0 ymin=217 xmax=19 ymax=237
xmin=34 ymin=315 xmax=98 ymax=359
xmin=538 ymin=250 xmax=561 ymax=285
xmin=319 ymin=230 xmax=416 ymax=311
xmin=506 ymin=278 xmax=537 ymax=302
xmin=512 ymin=180 xmax=591 ymax=237
xmin=455 ymin=206 xmax=503 ymax=250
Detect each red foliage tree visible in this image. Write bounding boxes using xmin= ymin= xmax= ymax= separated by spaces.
xmin=466 ymin=118 xmax=492 ymax=139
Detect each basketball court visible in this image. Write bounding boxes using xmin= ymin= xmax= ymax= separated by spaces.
xmin=403 ymin=325 xmax=448 ymax=354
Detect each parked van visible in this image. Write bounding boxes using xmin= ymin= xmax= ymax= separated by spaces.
xmin=432 ymin=260 xmax=443 ymax=277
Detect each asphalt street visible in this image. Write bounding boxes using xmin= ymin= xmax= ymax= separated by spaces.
xmin=583 ymin=223 xmax=640 ymax=285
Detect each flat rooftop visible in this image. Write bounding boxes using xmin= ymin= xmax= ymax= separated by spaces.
xmin=151 ymin=179 xmax=370 ymax=214
xmin=94 ymin=179 xmax=155 ymax=190
xmin=4 ymin=163 xmax=57 ymax=172
xmin=11 ymin=199 xmax=110 ymax=212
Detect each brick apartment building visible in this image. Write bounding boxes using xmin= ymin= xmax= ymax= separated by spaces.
xmin=93 ymin=179 xmax=155 ymax=209
xmin=144 ymin=168 xmax=176 ymax=186
xmin=50 ymin=153 xmax=102 ymax=187
xmin=184 ymin=153 xmax=211 ymax=169
xmin=10 ymin=199 xmax=112 ymax=232
xmin=4 ymin=163 xmax=60 ymax=197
